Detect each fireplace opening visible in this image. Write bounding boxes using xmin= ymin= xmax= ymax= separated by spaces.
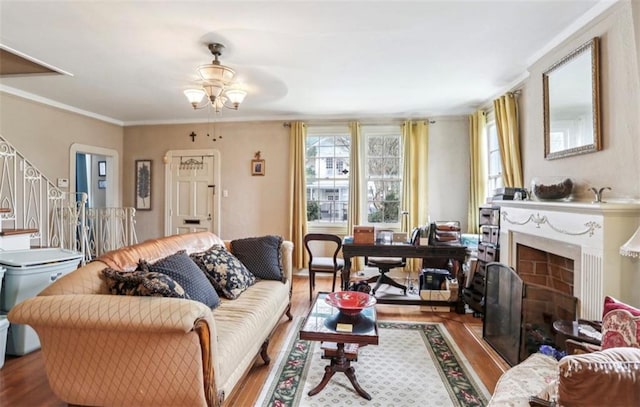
xmin=516 ymin=244 xmax=574 ymax=296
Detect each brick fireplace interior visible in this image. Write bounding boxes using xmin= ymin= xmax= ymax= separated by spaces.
xmin=516 ymin=244 xmax=574 ymax=296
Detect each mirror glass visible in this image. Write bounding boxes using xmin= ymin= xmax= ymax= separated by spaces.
xmin=543 ymin=38 xmax=601 ymax=160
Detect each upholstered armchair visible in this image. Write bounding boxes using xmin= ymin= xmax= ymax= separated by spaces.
xmin=488 ymin=296 xmax=640 ymax=407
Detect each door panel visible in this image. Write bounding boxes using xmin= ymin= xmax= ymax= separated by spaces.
xmin=169 ymin=155 xmax=215 ymax=235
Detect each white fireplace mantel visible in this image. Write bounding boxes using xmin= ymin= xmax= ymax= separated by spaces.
xmin=496 ymin=200 xmax=640 ymax=319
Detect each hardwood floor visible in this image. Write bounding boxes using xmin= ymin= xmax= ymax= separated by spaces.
xmin=0 ymin=275 xmax=508 ymax=406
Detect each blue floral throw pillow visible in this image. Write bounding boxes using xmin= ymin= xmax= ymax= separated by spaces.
xmin=190 ymin=245 xmax=256 ymax=299
xmin=102 ymin=268 xmax=190 ymax=299
xmin=140 ymin=250 xmax=220 ymax=308
xmin=231 ymin=235 xmax=284 ymax=282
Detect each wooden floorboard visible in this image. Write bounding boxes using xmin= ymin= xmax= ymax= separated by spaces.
xmin=0 ymin=274 xmax=503 ymax=406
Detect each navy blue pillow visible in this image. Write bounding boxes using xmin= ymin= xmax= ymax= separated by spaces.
xmin=231 ymin=235 xmax=284 ymax=281
xmin=142 ymin=250 xmax=220 ymax=308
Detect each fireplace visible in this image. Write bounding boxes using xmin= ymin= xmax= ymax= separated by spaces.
xmin=497 ymin=200 xmax=640 ymax=320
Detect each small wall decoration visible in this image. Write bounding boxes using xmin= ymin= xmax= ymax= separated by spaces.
xmin=251 ymin=151 xmax=265 ymax=176
xmin=98 ymin=179 xmax=107 ymax=189
xmin=98 ymin=161 xmax=107 ymax=177
xmin=135 ymin=159 xmax=152 ymax=210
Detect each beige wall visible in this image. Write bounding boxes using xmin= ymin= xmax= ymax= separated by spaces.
xmin=0 ymin=92 xmax=124 ymax=199
xmin=428 ymin=116 xmax=470 ymax=232
xmin=123 ymin=121 xmax=290 ymax=242
xmin=521 ymin=1 xmax=640 ymax=201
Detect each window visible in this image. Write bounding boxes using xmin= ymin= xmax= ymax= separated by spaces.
xmin=362 ymin=126 xmax=403 ymax=226
xmin=306 ymin=126 xmax=350 ymax=224
xmin=486 ymin=111 xmax=503 ymax=198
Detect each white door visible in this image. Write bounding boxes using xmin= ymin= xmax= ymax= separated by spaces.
xmin=168 ymin=155 xmax=215 ymax=235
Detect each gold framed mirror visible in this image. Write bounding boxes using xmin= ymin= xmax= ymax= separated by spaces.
xmin=543 ymin=37 xmax=601 ymax=160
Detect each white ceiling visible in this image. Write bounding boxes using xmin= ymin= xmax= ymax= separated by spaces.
xmin=0 ymin=1 xmax=614 ymax=126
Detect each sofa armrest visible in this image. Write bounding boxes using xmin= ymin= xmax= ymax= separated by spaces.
xmin=557 ymin=347 xmax=640 ymax=406
xmin=9 ymin=294 xmax=222 ymax=407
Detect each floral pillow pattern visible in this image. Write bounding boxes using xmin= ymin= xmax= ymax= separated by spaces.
xmin=102 ymin=267 xmax=189 ymax=299
xmin=601 ymin=296 xmax=640 ymax=349
xmin=190 ymin=245 xmax=256 ymax=299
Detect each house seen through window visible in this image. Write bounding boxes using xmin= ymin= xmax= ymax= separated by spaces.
xmin=305 ymin=127 xmax=350 ymax=224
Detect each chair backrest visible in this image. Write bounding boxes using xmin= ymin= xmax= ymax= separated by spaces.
xmin=303 ymin=233 xmax=342 ymax=267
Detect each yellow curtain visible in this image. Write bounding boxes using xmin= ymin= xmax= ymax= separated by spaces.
xmin=347 ymin=122 xmax=363 ymax=272
xmin=401 ymin=120 xmax=429 ymax=272
xmin=288 ymin=121 xmax=307 ymax=269
xmin=494 ymin=93 xmax=524 ymax=188
xmin=468 ymin=111 xmax=487 ymax=234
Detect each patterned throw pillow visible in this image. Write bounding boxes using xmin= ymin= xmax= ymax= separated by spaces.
xmin=190 ymin=245 xmax=256 ymax=299
xmin=102 ymin=268 xmax=189 ymax=299
xmin=601 ymin=296 xmax=640 ymax=349
xmin=141 ymin=250 xmax=220 ymax=308
xmin=231 ymin=235 xmax=284 ymax=281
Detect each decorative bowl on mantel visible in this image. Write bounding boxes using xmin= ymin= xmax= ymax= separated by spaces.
xmin=325 ymin=291 xmax=376 ymax=316
xmin=531 ymin=177 xmax=574 ymax=200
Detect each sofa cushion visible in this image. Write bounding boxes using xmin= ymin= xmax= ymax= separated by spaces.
xmin=141 ymin=250 xmax=220 ymax=308
xmin=190 ymin=245 xmax=256 ymax=299
xmin=487 ymin=352 xmax=557 ymax=407
xmin=231 ymin=235 xmax=284 ymax=281
xmin=101 ymin=268 xmax=190 ymax=299
xmin=601 ymin=296 xmax=640 ymax=349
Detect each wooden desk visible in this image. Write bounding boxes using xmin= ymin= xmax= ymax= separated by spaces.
xmin=341 ymin=242 xmax=467 ymax=313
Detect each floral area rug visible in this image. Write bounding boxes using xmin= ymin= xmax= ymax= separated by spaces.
xmin=256 ymin=319 xmax=490 ymax=407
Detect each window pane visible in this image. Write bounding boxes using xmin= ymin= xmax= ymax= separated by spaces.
xmin=384 ymin=136 xmax=400 ymax=156
xmin=306 ymin=127 xmax=350 ymax=224
xmin=384 ymin=158 xmax=400 ymax=177
xmin=368 ymin=136 xmax=384 ymax=156
xmin=368 ymin=158 xmax=384 ymax=177
xmin=363 ymin=127 xmax=403 ymax=226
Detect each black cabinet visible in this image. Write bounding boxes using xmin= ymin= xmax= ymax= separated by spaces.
xmin=463 ymin=206 xmax=500 ymax=315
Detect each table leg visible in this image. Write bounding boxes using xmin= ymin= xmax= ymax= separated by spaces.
xmin=342 ymin=255 xmax=352 ymax=291
xmin=307 ymin=343 xmax=371 ymax=400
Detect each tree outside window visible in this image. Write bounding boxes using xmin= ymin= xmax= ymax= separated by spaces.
xmin=364 ymin=129 xmax=402 ymax=225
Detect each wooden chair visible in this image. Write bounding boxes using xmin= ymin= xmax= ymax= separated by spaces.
xmin=304 ymin=233 xmax=344 ymax=301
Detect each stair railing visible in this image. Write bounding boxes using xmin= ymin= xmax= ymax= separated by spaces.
xmin=0 ymin=135 xmax=137 ymax=263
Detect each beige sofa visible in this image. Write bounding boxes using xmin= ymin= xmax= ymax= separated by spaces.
xmin=8 ymin=232 xmax=293 ymax=407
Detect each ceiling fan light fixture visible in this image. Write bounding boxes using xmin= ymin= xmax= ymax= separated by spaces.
xmin=184 ymin=42 xmax=247 ymax=112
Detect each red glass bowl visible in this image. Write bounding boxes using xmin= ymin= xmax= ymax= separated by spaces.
xmin=325 ymin=291 xmax=376 ymax=316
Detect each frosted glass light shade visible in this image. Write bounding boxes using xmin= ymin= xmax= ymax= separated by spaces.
xmin=620 ymin=225 xmax=640 ymax=258
xmin=183 ymin=89 xmax=206 ymax=107
xmin=197 ymin=63 xmax=235 ymax=83
xmin=202 ymin=82 xmax=225 ymax=100
xmin=224 ymin=88 xmax=247 ymax=105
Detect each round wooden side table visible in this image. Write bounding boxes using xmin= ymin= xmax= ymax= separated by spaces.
xmin=552 ymin=319 xmax=602 ymax=346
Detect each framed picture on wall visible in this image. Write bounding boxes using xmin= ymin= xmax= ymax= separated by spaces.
xmin=98 ymin=179 xmax=107 ymax=189
xmin=135 ymin=159 xmax=152 ymax=210
xmin=251 ymin=159 xmax=265 ymax=176
xmin=98 ymin=161 xmax=107 ymax=177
